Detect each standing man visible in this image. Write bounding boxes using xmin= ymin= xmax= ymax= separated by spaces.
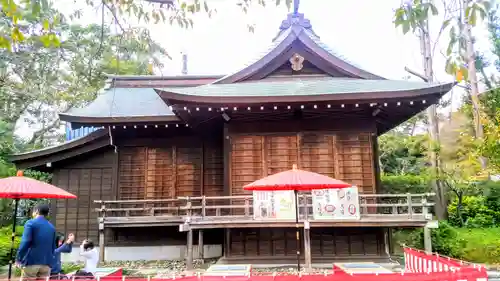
xmin=16 ymin=203 xmax=57 ymax=280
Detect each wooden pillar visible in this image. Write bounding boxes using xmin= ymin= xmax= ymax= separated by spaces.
xmin=423 ymin=227 xmax=432 ymax=253
xmin=422 ymin=196 xmax=432 ymax=253
xmin=223 ymin=124 xmax=231 ymax=196
xmin=387 ymin=228 xmax=394 ymax=255
xmin=383 ymin=228 xmax=390 ymax=257
xmin=98 ymin=218 xmax=105 ymax=263
xmin=186 ymin=229 xmax=194 ymax=270
xmin=198 ymin=230 xmax=204 ymax=263
xmin=224 ymin=228 xmax=231 ymax=257
xmin=303 ymin=222 xmax=312 ymax=270
xmin=371 ymin=133 xmax=381 ymax=192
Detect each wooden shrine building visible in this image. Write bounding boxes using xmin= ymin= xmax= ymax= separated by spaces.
xmin=11 ymin=6 xmax=453 ymax=267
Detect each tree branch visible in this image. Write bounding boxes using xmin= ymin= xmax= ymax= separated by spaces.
xmin=404 ymin=66 xmax=429 ymax=82
xmin=26 ymin=119 xmax=61 ymax=145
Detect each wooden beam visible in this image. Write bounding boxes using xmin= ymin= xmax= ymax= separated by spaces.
xmin=186 ymin=228 xmax=194 ymax=270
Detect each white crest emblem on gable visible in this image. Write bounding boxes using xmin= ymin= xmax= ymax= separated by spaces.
xmin=290 ymin=53 xmax=305 ymax=71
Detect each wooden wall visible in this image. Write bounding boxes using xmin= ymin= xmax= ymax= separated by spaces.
xmin=52 ymin=148 xmax=115 ymax=243
xmin=117 ymin=137 xmax=223 ymax=200
xmin=230 ymin=132 xmax=376 ymax=198
xmin=229 ymin=227 xmax=384 ymax=258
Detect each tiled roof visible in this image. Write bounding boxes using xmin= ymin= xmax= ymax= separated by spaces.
xmin=60 ymin=87 xmax=175 ymax=120
xmin=158 ymin=78 xmax=452 ymax=98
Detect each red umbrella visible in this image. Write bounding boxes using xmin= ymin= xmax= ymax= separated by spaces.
xmin=243 ymin=164 xmax=351 ymax=191
xmin=243 ymin=164 xmax=351 ymax=271
xmin=0 ymin=170 xmax=77 ymax=280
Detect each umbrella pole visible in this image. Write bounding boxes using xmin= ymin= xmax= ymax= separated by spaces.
xmin=8 ymin=198 xmax=20 ymax=280
xmin=294 ymin=190 xmax=301 ymax=272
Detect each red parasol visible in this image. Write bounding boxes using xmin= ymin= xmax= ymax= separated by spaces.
xmin=243 ymin=164 xmax=351 ymax=271
xmin=0 ymin=174 xmax=77 ymax=199
xmin=243 ymin=165 xmax=351 ymax=191
xmin=0 ymin=171 xmax=77 ymax=280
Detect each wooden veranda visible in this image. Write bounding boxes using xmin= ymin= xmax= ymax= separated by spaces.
xmin=95 ymin=192 xmax=435 ymax=268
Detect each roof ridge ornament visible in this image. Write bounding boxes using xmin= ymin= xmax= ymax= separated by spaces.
xmin=279 ymin=13 xmax=311 ymax=31
xmin=274 ymin=12 xmax=319 ymax=41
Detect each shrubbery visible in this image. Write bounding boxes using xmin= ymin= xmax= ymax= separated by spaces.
xmin=394 ymin=224 xmax=500 ymax=264
xmin=380 ymin=175 xmax=431 ymax=194
xmin=390 ymin=177 xmax=500 ymax=264
xmin=394 ymin=221 xmax=465 ymax=258
xmin=0 ymin=226 xmax=24 ymax=266
xmin=447 ymin=181 xmax=500 ymax=228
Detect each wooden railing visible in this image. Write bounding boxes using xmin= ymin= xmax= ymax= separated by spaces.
xmin=95 ymin=193 xmax=435 ymax=224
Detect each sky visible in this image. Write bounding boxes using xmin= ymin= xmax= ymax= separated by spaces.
xmin=16 ymin=0 xmax=495 ymax=139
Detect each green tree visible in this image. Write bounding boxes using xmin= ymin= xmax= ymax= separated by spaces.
xmin=0 ymin=12 xmax=168 ymax=147
xmin=378 ymin=132 xmax=428 ymax=176
xmin=0 ymin=0 xmax=294 ymax=50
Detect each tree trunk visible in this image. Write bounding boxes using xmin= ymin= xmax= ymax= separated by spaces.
xmin=457 ymin=191 xmax=464 ymax=227
xmin=419 ymin=7 xmax=447 ymax=220
xmin=462 ymin=0 xmax=487 ymax=170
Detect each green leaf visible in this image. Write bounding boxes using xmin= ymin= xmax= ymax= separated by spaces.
xmin=469 ymin=8 xmax=477 ymax=26
xmin=31 ymin=0 xmax=41 ymax=17
xmin=41 ymin=0 xmax=49 ymax=11
xmin=449 ymin=25 xmax=456 ymax=38
xmin=441 ymin=19 xmax=451 ymax=30
xmin=0 ymin=36 xmax=11 ymax=51
xmin=446 ymin=38 xmax=456 ymax=56
xmin=429 ymin=3 xmax=438 ymax=16
xmin=204 ymin=1 xmax=209 ymax=12
xmin=465 ymin=6 xmax=472 ymax=20
xmin=445 ymin=58 xmax=455 ymax=75
xmin=402 ymin=21 xmax=410 ymax=34
xmin=39 ymin=34 xmax=50 ymax=47
xmin=482 ymin=0 xmax=492 ymax=12
xmin=459 ymin=65 xmax=469 ymax=81
xmin=42 ymin=19 xmax=50 ymax=31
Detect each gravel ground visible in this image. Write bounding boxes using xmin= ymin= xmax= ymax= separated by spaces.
xmin=251 ymin=267 xmax=333 ymax=275
xmin=101 ymin=258 xmax=218 ymax=270
xmin=62 ymin=259 xmax=340 ymax=277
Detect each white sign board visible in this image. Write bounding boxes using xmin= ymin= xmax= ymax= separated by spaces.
xmin=312 ymin=187 xmax=361 ymax=220
xmin=253 ymin=191 xmax=296 ymax=220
